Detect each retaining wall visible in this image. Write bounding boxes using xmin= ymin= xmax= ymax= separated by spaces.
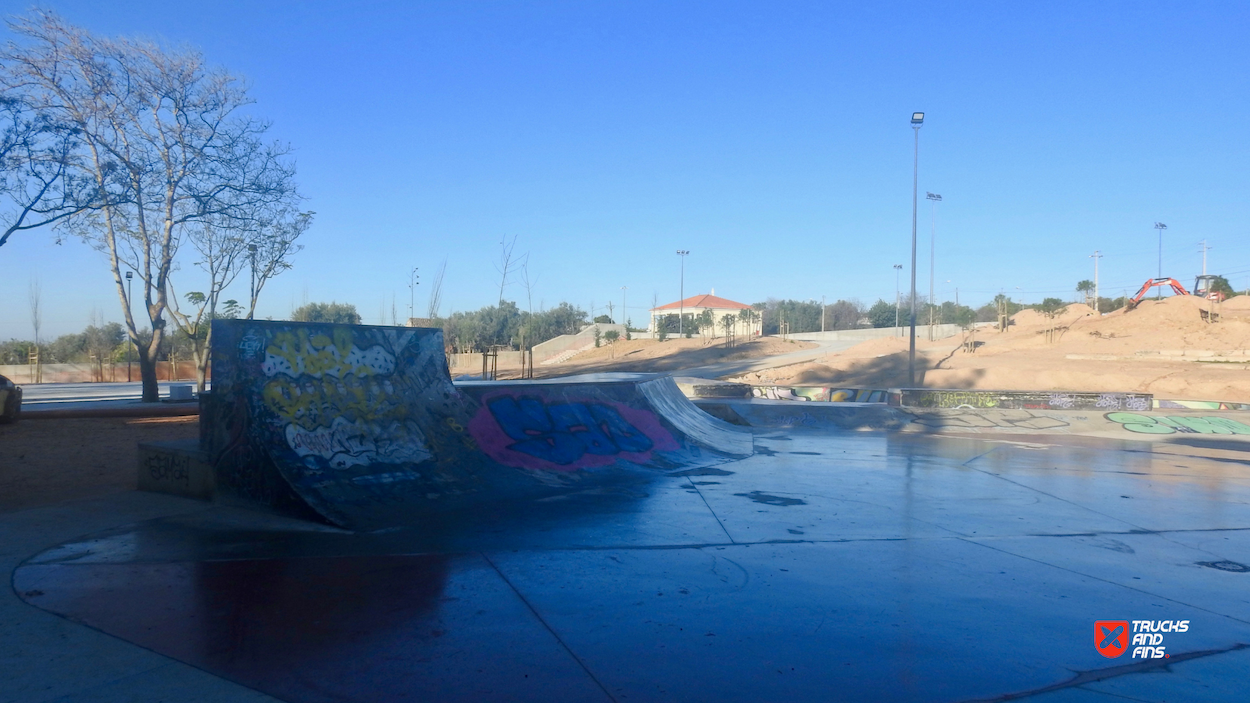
xmin=1 ymin=362 xmax=201 ymax=384
xmin=784 ymin=324 xmax=963 ymax=343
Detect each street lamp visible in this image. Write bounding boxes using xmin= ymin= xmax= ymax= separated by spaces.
xmin=621 ymin=286 xmax=627 ymax=330
xmin=125 ymin=271 xmax=133 ymax=382
xmin=408 ymin=267 xmax=420 ymax=325
xmin=1154 ymin=222 xmax=1167 ymax=298
xmin=893 ymin=264 xmax=903 ymax=334
xmin=926 ymin=192 xmax=942 ymax=340
xmin=908 ymin=111 xmax=924 ymax=385
xmin=676 ymin=250 xmax=689 ymax=337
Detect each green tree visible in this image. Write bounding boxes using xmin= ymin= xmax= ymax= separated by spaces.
xmin=1076 ymin=280 xmax=1094 ymax=305
xmin=593 ymin=314 xmax=613 ymax=324
xmin=867 ymin=300 xmax=898 ymax=328
xmin=1038 ymin=298 xmax=1067 ymax=316
xmin=291 ymin=302 xmax=362 ymax=324
xmin=604 ymin=329 xmax=619 ymax=344
xmin=1208 ymin=276 xmax=1237 ymax=298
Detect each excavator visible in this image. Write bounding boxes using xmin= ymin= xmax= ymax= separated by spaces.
xmin=1125 ymin=275 xmax=1225 ymax=310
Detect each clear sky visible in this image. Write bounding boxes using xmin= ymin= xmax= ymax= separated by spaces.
xmin=2 ymin=0 xmax=1248 ymax=339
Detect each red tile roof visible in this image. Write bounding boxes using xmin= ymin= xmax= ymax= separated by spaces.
xmin=652 ymin=294 xmax=751 ymax=311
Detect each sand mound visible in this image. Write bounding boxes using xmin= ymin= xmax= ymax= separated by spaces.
xmin=1010 ymin=303 xmax=1095 ymax=328
xmin=754 ymin=292 xmax=1250 ymax=401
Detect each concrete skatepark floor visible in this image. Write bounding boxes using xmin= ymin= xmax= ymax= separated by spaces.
xmin=7 ymin=426 xmax=1250 ymax=702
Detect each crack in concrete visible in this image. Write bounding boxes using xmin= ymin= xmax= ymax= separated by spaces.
xmin=963 ymin=643 xmax=1250 ymax=702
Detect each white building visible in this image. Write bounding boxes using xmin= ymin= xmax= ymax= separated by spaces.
xmin=649 ymin=293 xmax=760 ymax=338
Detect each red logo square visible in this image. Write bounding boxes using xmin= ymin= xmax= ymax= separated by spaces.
xmin=1095 ymin=620 xmax=1129 ymax=658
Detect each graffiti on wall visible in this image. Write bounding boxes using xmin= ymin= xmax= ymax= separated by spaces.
xmin=257 ymin=327 xmax=434 ymax=469
xmin=1105 ymin=413 xmax=1250 ymax=435
xmin=468 ymin=393 xmax=679 ymax=471
xmin=752 ymin=386 xmax=891 ymax=403
xmin=902 ymin=389 xmax=1151 ymax=411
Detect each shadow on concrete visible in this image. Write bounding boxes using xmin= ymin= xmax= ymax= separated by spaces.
xmin=529 ymin=339 xmax=818 ymax=379
xmin=787 ymin=350 xmax=977 ymax=389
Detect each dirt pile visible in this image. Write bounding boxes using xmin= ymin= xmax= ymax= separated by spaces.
xmin=732 ymin=295 xmax=1250 ymax=401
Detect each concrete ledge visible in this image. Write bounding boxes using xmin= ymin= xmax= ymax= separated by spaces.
xmin=137 ymin=439 xmax=214 ymax=500
xmin=694 ymin=398 xmax=911 ymax=431
xmin=672 ymin=377 xmax=752 ymax=399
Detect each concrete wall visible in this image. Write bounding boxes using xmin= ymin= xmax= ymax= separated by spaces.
xmin=784 ymin=324 xmax=963 ymax=343
xmin=0 ymin=361 xmax=201 ymax=384
xmin=531 ymin=323 xmax=626 ymax=363
xmin=448 ymin=351 xmax=526 ymax=370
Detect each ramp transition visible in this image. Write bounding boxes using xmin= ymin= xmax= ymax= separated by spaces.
xmin=204 ymin=321 xmax=751 ymax=529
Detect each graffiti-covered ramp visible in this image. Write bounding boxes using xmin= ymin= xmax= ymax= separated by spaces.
xmin=206 ymin=322 xmax=752 ymax=529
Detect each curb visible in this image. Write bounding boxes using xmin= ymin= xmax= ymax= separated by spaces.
xmin=22 ymin=403 xmax=199 ymax=420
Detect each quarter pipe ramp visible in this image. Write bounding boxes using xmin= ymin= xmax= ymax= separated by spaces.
xmin=205 ymin=321 xmax=751 ymax=529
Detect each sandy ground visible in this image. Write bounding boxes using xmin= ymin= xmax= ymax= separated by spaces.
xmin=0 ymin=416 xmax=198 ymax=513
xmin=730 ymin=296 xmax=1250 ymax=402
xmin=502 ymin=336 xmax=816 ymax=378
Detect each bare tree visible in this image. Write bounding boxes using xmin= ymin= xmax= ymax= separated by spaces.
xmin=426 ymin=257 xmax=447 ymax=319
xmin=242 ymin=209 xmax=310 ymax=319
xmin=4 ymin=12 xmax=302 ymax=401
xmin=495 ymin=235 xmax=527 ymax=305
xmin=0 ymin=92 xmax=101 ymax=248
xmin=520 ymin=262 xmax=539 ymax=314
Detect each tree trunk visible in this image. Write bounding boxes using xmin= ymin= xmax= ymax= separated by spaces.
xmin=138 ymin=348 xmax=160 ymax=402
xmin=194 ymin=324 xmax=212 ymax=393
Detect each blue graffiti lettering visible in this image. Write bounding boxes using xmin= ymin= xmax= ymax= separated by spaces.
xmin=487 ymin=397 xmax=654 ymax=464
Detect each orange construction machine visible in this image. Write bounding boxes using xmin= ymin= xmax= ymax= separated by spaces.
xmin=1126 ymin=275 xmax=1225 ymax=310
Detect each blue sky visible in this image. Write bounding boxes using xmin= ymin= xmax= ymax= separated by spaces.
xmin=2 ymin=0 xmax=1248 ymax=338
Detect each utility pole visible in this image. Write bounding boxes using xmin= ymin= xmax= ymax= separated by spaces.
xmin=1154 ymin=222 xmax=1167 ymax=298
xmin=926 ymin=192 xmax=941 ymax=340
xmin=677 ymin=250 xmax=689 ymax=337
xmin=1090 ymin=251 xmax=1102 ymax=312
xmin=893 ymin=264 xmax=903 ymax=336
xmin=1199 ymin=240 xmax=1210 ymax=276
xmin=621 ymin=286 xmax=627 ymax=330
xmin=408 ymin=267 xmax=419 ymax=325
xmin=908 ymin=111 xmax=925 ymax=385
xmin=821 ymin=295 xmax=826 ymax=333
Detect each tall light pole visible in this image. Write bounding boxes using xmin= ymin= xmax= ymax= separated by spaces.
xmin=908 ymin=111 xmax=924 ymax=386
xmin=1199 ymin=240 xmax=1210 ymax=276
xmin=621 ymin=286 xmax=628 ymax=330
xmin=125 ymin=271 xmax=133 ymax=382
xmin=408 ymin=267 xmax=420 ymax=325
xmin=926 ymin=192 xmax=941 ymax=340
xmin=1154 ymin=222 xmax=1167 ymax=298
xmin=893 ymin=264 xmax=903 ymax=334
xmin=821 ymin=295 xmax=826 ymax=333
xmin=676 ymin=250 xmax=689 ymax=337
xmin=1090 ymin=250 xmax=1102 ymax=312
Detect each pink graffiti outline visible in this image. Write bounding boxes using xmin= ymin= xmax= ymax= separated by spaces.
xmin=467 ymin=392 xmax=680 ymax=472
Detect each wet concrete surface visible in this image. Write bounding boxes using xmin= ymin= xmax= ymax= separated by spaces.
xmin=13 ymin=430 xmax=1250 ymax=702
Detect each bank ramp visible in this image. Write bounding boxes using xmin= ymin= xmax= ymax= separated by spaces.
xmin=204 ymin=321 xmax=751 ymax=529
